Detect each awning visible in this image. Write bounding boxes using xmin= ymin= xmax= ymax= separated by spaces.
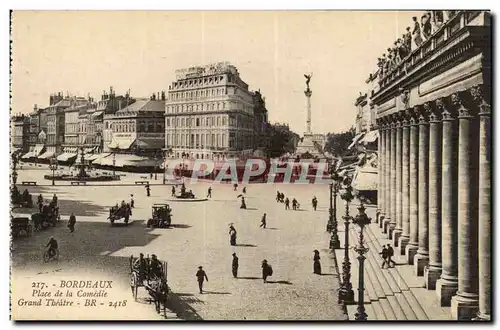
xmin=352 ymin=166 xmax=378 ymax=191
xmin=57 ymin=153 xmax=77 ymax=162
xmin=33 ymin=144 xmax=45 ymax=156
xmin=359 ymin=130 xmax=379 ymax=144
xmin=91 ymin=111 xmax=103 ymax=118
xmin=100 ymin=154 xmax=144 ymax=167
xmin=134 ymin=139 xmax=165 ymax=150
xmin=91 ymin=153 xmax=111 ymax=165
xmin=107 ymin=140 xmax=119 ymax=149
xmin=21 ymin=152 xmax=35 ymax=159
xmin=38 ymin=151 xmax=55 ymax=159
xmin=87 ymin=153 xmax=102 ymax=161
xmin=84 ymin=147 xmax=96 ymax=154
xmin=348 ymin=133 xmax=366 ymax=150
xmin=119 ymin=139 xmax=136 ymax=150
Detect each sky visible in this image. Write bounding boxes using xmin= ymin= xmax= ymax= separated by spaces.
xmin=11 ymin=10 xmax=421 ymax=135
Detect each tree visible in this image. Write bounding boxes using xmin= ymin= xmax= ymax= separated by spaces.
xmin=324 ymin=127 xmax=356 ymax=157
xmin=266 ymin=124 xmax=298 ymax=158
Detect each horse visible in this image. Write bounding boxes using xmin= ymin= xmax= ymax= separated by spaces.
xmin=144 ymin=275 xmax=169 ymax=315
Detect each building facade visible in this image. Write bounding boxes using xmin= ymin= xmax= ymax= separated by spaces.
xmin=164 ymin=62 xmax=266 ymax=160
xmin=11 ymin=114 xmax=30 ymax=153
xmin=104 ymin=95 xmax=165 ymax=158
xmin=373 ymin=11 xmax=491 ymax=320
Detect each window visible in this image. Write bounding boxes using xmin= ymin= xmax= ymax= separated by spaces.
xmin=166 ymin=118 xmax=170 ymax=127
xmin=222 ymin=117 xmax=226 ymax=126
xmin=211 ymin=104 xmax=215 ymax=111
xmin=181 ymin=118 xmax=185 ymax=127
xmin=196 ymin=118 xmax=200 ymax=127
xmin=217 ymin=117 xmax=221 ymax=126
xmin=156 ymin=122 xmax=162 ymax=132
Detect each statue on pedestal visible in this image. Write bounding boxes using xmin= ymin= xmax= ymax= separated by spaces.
xmin=304 ymin=73 xmax=313 ymax=92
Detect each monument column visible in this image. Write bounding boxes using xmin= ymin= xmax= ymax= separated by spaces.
xmin=406 ymin=108 xmax=419 ymax=264
xmin=392 ymin=115 xmax=403 ymax=244
xmin=436 ymin=98 xmax=459 ymax=306
xmin=388 ymin=117 xmax=397 ymax=238
xmin=414 ymin=105 xmax=429 ymax=276
xmin=451 ymin=92 xmax=479 ymax=320
xmin=425 ymin=100 xmax=443 ymax=290
xmin=399 ymin=111 xmax=411 ymax=254
xmin=472 ymin=85 xmax=491 ymax=321
xmin=382 ymin=120 xmax=392 ymax=232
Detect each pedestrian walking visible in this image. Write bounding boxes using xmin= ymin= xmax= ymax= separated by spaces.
xmin=261 ymin=259 xmax=273 ymax=283
xmin=387 ymin=244 xmax=396 ymax=267
xmin=233 ymin=183 xmax=238 ymax=191
xmin=240 ymin=196 xmax=247 ymax=209
xmin=232 ymin=253 xmax=239 ymax=278
xmin=313 ymin=250 xmax=322 ymax=275
xmin=150 ymin=172 xmax=153 ymax=180
xmin=207 ymin=186 xmax=212 ymax=198
xmin=130 ymin=194 xmax=135 ymax=208
xmin=242 ymin=187 xmax=246 ymax=195
xmin=195 ymin=266 xmax=208 ymax=294
xmin=67 ymin=212 xmax=76 ymax=233
xmin=171 ymin=186 xmax=176 ymax=197
xmin=229 ymin=224 xmax=237 ymax=246
xmin=292 ymin=198 xmax=298 ymax=211
xmin=379 ymin=245 xmax=388 ymax=269
xmin=312 ymin=196 xmax=318 ymax=211
xmin=285 ymin=198 xmax=290 ymax=210
xmin=145 ymin=184 xmax=151 ymax=197
xmin=276 ymin=191 xmax=280 ymax=203
xmin=260 ymin=213 xmax=267 ymax=229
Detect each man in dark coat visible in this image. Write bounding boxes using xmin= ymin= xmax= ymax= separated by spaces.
xmin=145 ymin=184 xmax=151 ymax=197
xmin=196 ymin=266 xmax=208 ymax=294
xmin=232 ymin=253 xmax=239 ymax=278
xmin=387 ymin=244 xmax=395 ymax=268
xmin=171 ymin=186 xmax=176 ymax=197
xmin=262 ymin=260 xmax=272 ymax=283
xmin=285 ymin=198 xmax=290 ymax=210
xmin=68 ymin=212 xmax=76 ymax=233
xmin=380 ymin=245 xmax=388 ymax=269
xmin=207 ymin=186 xmax=212 ymax=198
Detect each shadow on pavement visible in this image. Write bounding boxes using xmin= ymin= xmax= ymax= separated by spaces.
xmin=265 ymin=227 xmax=278 ymax=230
xmin=203 ymin=291 xmax=231 ymax=295
xmin=267 ymin=280 xmax=293 ymax=285
xmin=236 ymin=244 xmax=257 ymax=247
xmin=237 ymin=276 xmax=261 ymax=280
xmin=244 ymin=207 xmax=258 ymax=211
xmin=169 ymin=224 xmax=192 ymax=229
xmin=166 ymin=291 xmax=204 ymax=320
xmin=320 ymin=273 xmax=335 ymax=276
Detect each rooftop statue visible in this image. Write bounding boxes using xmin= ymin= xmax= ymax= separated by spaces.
xmin=304 ymin=73 xmax=313 ymax=91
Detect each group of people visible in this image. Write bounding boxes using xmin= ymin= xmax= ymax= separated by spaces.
xmin=377 ymin=10 xmax=459 ymax=80
xmin=132 ymin=253 xmax=165 ymax=282
xmin=275 ymin=191 xmax=301 ymax=211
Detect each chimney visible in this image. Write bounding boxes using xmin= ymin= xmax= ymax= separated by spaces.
xmin=157 ymin=92 xmax=160 ymax=100
xmin=161 ymin=90 xmax=166 ymax=101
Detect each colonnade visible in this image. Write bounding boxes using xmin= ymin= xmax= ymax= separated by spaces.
xmin=376 ymin=85 xmax=490 ymax=320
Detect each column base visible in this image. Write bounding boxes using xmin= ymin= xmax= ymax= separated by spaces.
xmin=375 ymin=209 xmax=380 ymax=223
xmin=405 ymin=244 xmax=418 ymax=265
xmin=392 ymin=229 xmax=402 ymax=246
xmin=424 ymin=266 xmax=442 ymax=290
xmin=451 ymin=293 xmax=479 ymax=320
xmin=436 ymin=277 xmax=458 ymax=306
xmin=414 ymin=254 xmax=429 ymax=276
xmin=398 ymin=236 xmax=409 ymax=255
xmin=472 ymin=312 xmax=491 ymax=321
xmin=382 ymin=218 xmax=391 ymax=233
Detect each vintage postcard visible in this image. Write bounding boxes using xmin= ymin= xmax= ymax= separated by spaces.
xmin=9 ymin=10 xmax=491 ymax=321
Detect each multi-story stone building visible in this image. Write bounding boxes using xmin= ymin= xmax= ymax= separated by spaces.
xmin=100 ymin=94 xmax=165 ymax=167
xmin=10 ymin=114 xmax=30 ymax=153
xmin=165 ymin=62 xmax=266 ymax=160
xmin=373 ymin=11 xmax=490 ymax=320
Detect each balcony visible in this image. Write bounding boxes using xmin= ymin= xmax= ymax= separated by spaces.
xmin=374 ymin=11 xmax=488 ymax=100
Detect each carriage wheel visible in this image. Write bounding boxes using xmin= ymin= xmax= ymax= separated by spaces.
xmin=125 ymin=217 xmax=129 ymax=225
xmin=27 ymin=225 xmax=32 ymax=237
xmin=130 ymin=273 xmax=138 ymax=301
xmin=43 ymin=251 xmax=50 ymax=263
xmin=41 ymin=220 xmax=49 ymax=229
xmin=166 ymin=217 xmax=171 ymax=227
xmin=110 ymin=218 xmax=115 ymax=225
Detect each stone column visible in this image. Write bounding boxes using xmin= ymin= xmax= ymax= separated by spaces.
xmin=388 ymin=118 xmax=397 ymax=238
xmin=406 ymin=109 xmax=419 ymax=264
xmin=382 ymin=121 xmax=392 ymax=232
xmin=473 ymin=85 xmax=491 ymax=320
xmin=451 ymin=92 xmax=479 ymax=320
xmin=399 ymin=111 xmax=411 ymax=254
xmin=392 ymin=116 xmax=403 ymax=244
xmin=377 ymin=121 xmax=384 ymax=224
xmin=425 ymin=101 xmax=443 ymax=290
xmin=414 ymin=106 xmax=429 ymax=276
xmin=436 ymin=98 xmax=458 ymax=306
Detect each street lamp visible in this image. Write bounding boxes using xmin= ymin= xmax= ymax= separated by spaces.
xmin=49 ymin=157 xmax=58 ymax=186
xmin=328 ymin=166 xmax=342 ymax=250
xmin=338 ymin=182 xmax=355 ymax=305
xmin=112 ymin=153 xmax=116 ymax=176
xmin=351 ymin=202 xmax=372 ymax=321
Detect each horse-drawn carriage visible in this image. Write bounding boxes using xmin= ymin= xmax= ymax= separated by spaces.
xmin=11 ymin=216 xmax=33 ymax=238
xmin=129 ymin=254 xmax=169 ymax=316
xmin=11 ymin=187 xmax=33 ymax=208
xmin=31 ymin=203 xmax=60 ymax=231
xmin=146 ymin=204 xmax=172 ymax=228
xmin=108 ymin=204 xmax=132 ymax=225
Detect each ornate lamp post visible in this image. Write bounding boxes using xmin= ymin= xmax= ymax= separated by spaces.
xmin=112 ymin=152 xmax=116 ymax=176
xmin=338 ymin=182 xmax=355 ymax=305
xmin=329 ymin=168 xmax=342 ymax=249
xmin=11 ymin=153 xmax=18 ymax=186
xmin=49 ymin=157 xmax=58 ymax=186
xmin=352 ymin=202 xmax=372 ymax=321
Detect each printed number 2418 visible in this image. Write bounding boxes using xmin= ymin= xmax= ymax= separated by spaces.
xmin=109 ymin=300 xmax=127 ymax=308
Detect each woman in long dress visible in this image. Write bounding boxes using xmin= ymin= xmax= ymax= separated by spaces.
xmin=313 ymin=250 xmax=322 ymax=275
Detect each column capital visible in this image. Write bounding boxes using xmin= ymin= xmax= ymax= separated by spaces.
xmin=451 ymin=92 xmax=475 ymax=118
xmin=401 ymin=110 xmax=411 ymax=127
xmin=416 ymin=105 xmax=429 ymax=125
xmin=436 ymin=97 xmax=456 ymax=121
xmin=408 ymin=108 xmax=420 ymax=126
xmin=469 ymin=84 xmax=491 ymax=116
xmin=425 ymin=102 xmax=441 ymax=123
